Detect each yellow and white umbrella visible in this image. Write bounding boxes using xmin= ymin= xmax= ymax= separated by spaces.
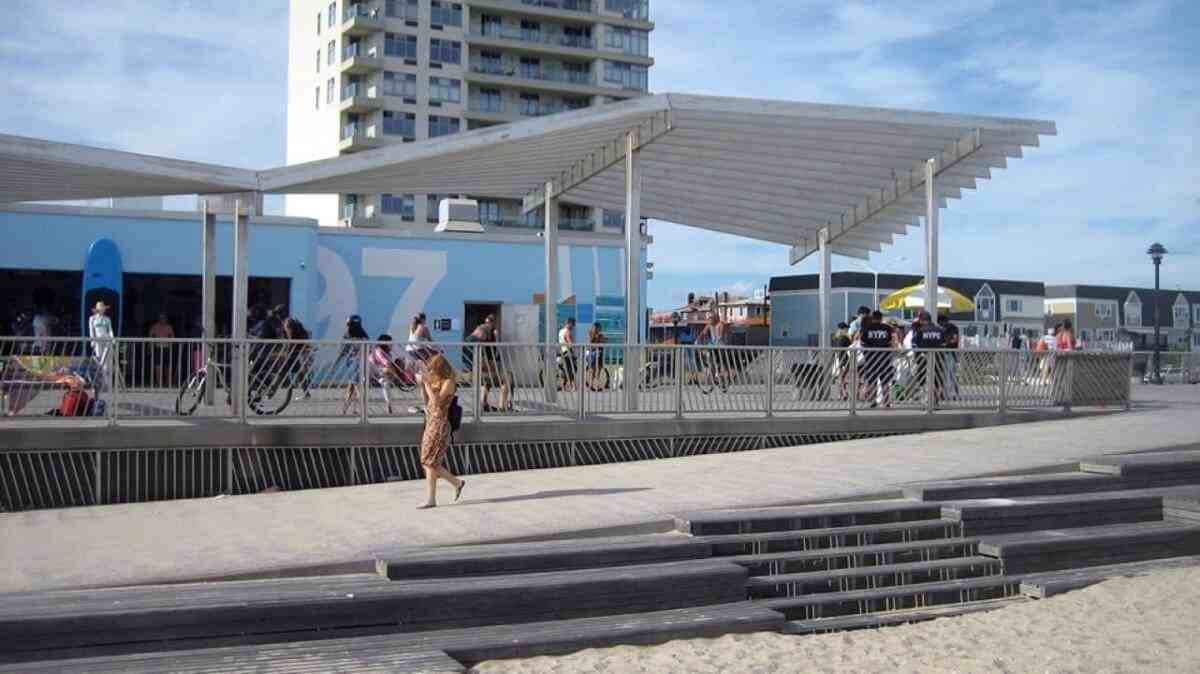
xmin=879 ymin=284 xmax=975 ymax=312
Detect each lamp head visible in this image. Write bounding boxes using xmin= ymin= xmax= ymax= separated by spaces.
xmin=1147 ymin=242 xmax=1168 ymax=263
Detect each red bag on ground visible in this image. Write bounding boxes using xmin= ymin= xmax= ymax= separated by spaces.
xmin=59 ymin=389 xmax=91 ymax=417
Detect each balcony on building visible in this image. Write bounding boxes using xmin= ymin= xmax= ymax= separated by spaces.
xmin=465 ymin=87 xmax=590 ymax=123
xmin=339 ymin=81 xmax=384 ymax=113
xmin=476 ymin=198 xmax=596 ymax=232
xmin=340 ymin=40 xmax=384 ymax=74
xmin=466 ymin=13 xmax=606 ymax=60
xmin=339 ymin=120 xmax=382 ymax=153
xmin=464 ymin=51 xmax=631 ymax=99
xmin=342 ymin=3 xmax=385 ymax=35
xmin=340 ymin=197 xmax=382 ymax=227
xmin=469 ymin=0 xmax=652 ymax=30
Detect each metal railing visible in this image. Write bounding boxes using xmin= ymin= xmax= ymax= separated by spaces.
xmin=471 ymin=26 xmax=596 ymax=50
xmin=521 ymin=0 xmax=596 ymax=13
xmin=0 ymin=338 xmax=1134 ymax=424
xmin=1131 ymin=351 xmax=1200 ymax=385
xmin=469 ymin=60 xmax=596 ymax=86
xmin=343 ymin=3 xmax=382 ymax=21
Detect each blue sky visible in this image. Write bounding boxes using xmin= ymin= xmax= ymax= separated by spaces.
xmin=1 ymin=1 xmax=1197 ymax=310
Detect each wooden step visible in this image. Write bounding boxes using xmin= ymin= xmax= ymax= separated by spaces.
xmin=0 ymin=560 xmax=747 ymax=661
xmin=903 ymin=472 xmax=1124 ymax=501
xmin=746 ymin=556 xmax=1001 ymax=597
xmin=377 ymin=534 xmax=710 ymax=579
xmin=1164 ymin=488 xmax=1200 ymax=524
xmin=1019 ymin=555 xmax=1200 ymax=599
xmin=697 ymin=519 xmax=960 ymax=556
xmin=782 ymin=598 xmax=1020 ymax=634
xmin=760 ymin=575 xmax=1020 ymax=620
xmin=730 ymin=537 xmax=982 ymax=575
xmin=979 ymin=521 xmax=1200 ymax=575
xmin=0 ymin=603 xmax=785 ymax=671
xmin=674 ymin=500 xmax=940 ymax=535
xmin=942 ymin=493 xmax=1163 ymax=535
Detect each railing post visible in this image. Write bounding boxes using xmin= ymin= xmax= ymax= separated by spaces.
xmin=239 ymin=342 xmax=249 ymax=424
xmin=108 ymin=338 xmax=119 ymax=426
xmin=674 ymin=345 xmax=684 ymax=419
xmin=577 ymin=345 xmax=586 ymax=420
xmin=225 ymin=446 xmax=233 ymax=495
xmin=848 ymin=348 xmax=858 ymax=417
xmin=359 ymin=342 xmax=369 ymax=425
xmin=1126 ymin=352 xmax=1134 ymax=411
xmin=472 ymin=344 xmax=483 ymax=422
xmin=1063 ymin=353 xmax=1074 ymax=413
xmin=925 ymin=349 xmax=936 ymax=415
xmin=93 ymin=450 xmax=102 ymax=506
xmin=998 ymin=350 xmax=1009 ymax=414
xmin=765 ymin=348 xmax=775 ymax=418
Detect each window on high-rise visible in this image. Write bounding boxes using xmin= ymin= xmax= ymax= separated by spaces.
xmin=477 ymin=88 xmax=503 ymax=113
xmin=317 ymin=11 xmax=322 ymax=35
xmin=385 ymin=0 xmax=419 ymax=21
xmin=604 ymin=26 xmax=649 ymax=56
xmin=382 ymin=71 xmax=417 ymax=98
xmin=428 ymin=77 xmax=462 ymax=104
xmin=327 ymin=40 xmax=336 ymax=65
xmin=605 ymin=0 xmax=649 ymax=21
xmin=603 ymin=61 xmax=648 ymax=90
xmin=602 ymin=209 xmax=625 ymax=230
xmin=328 ymin=3 xmax=337 ymax=28
xmin=429 ymin=38 xmax=461 ymax=64
xmin=382 ymin=110 xmax=416 ymax=138
xmin=478 ymin=200 xmax=501 ymax=226
xmin=519 ymin=92 xmax=541 ymax=116
xmin=315 ymin=87 xmax=321 ymax=110
xmin=326 ymin=78 xmax=335 ymax=103
xmin=381 ymin=193 xmax=415 ymax=220
xmin=384 ymin=33 xmax=418 ymax=59
xmin=428 ymin=115 xmax=460 ymax=137
xmin=429 ymin=1 xmax=462 ymax=27
xmin=427 ymin=194 xmax=451 ymax=223
xmin=316 ymin=50 xmax=321 ymax=72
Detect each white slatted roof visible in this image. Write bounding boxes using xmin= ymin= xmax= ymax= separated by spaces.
xmin=0 ymin=134 xmax=258 ymax=203
xmin=0 ymin=93 xmax=1055 ymax=261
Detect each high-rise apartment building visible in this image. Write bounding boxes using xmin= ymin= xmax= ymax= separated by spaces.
xmin=286 ymin=0 xmax=653 ymax=230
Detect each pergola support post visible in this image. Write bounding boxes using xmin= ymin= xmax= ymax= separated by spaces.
xmin=925 ymin=159 xmax=939 ymax=415
xmin=624 ymin=132 xmax=643 ymax=412
xmin=543 ymin=181 xmax=559 ymax=406
xmin=201 ymin=202 xmax=216 ymax=406
xmin=231 ymin=200 xmax=250 ymax=416
xmin=818 ymin=228 xmax=832 ymax=350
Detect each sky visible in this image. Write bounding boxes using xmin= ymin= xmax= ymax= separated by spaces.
xmin=1 ymin=1 xmax=1197 ymax=310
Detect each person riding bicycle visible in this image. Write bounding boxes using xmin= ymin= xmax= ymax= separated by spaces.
xmin=696 ymin=312 xmax=728 ymax=382
xmin=370 ymin=334 xmax=410 ymax=414
xmin=247 ymin=305 xmax=285 ymax=403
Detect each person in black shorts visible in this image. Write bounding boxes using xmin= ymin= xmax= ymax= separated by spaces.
xmin=858 ymin=311 xmax=896 ymax=407
xmin=911 ymin=310 xmax=947 ymax=405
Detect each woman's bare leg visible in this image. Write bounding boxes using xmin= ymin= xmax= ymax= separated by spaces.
xmin=418 ymin=466 xmax=437 ymax=507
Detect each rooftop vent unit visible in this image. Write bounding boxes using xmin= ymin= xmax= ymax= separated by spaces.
xmin=435 ymin=198 xmax=485 ymax=233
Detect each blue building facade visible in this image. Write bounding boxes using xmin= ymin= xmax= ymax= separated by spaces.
xmin=0 ymin=204 xmax=646 ymax=348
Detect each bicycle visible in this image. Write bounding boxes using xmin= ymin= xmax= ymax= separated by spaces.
xmin=176 ymin=347 xmax=294 ymax=416
xmin=697 ymin=349 xmax=732 ymax=395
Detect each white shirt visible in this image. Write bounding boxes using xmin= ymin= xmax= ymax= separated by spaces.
xmin=559 ymin=326 xmax=573 ymax=353
xmin=1041 ymin=334 xmax=1058 ymax=351
xmin=89 ymin=314 xmax=113 ymax=340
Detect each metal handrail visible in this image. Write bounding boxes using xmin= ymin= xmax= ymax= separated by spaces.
xmin=0 ymin=337 xmax=1133 ymax=425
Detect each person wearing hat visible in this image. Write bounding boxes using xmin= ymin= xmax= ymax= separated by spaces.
xmin=88 ymin=300 xmax=115 ymax=391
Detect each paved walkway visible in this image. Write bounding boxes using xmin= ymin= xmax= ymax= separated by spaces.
xmin=2 ymin=386 xmax=1197 ymax=594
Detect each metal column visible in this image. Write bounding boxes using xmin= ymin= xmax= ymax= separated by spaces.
xmin=818 ymin=228 xmax=832 ymax=349
xmin=231 ymin=201 xmax=250 ymax=415
xmin=924 ymin=158 xmax=939 ymax=312
xmin=925 ymin=159 xmax=939 ymax=415
xmin=201 ymin=202 xmax=217 ymax=406
xmin=624 ymin=132 xmax=643 ymax=412
xmin=543 ymin=181 xmax=559 ymax=405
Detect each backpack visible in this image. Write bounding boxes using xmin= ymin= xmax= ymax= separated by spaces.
xmin=59 ymin=389 xmax=91 ymax=417
xmin=448 ymin=395 xmax=463 ymax=433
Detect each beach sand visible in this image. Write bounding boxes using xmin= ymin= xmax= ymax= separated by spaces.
xmin=472 ymin=566 xmax=1200 ymax=673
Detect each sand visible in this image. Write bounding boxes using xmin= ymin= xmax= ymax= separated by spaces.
xmin=471 ymin=566 xmax=1200 ymax=674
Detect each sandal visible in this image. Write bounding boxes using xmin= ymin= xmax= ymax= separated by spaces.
xmin=454 ymin=480 xmax=466 ymax=502
xmin=416 ymin=502 xmax=436 ymax=510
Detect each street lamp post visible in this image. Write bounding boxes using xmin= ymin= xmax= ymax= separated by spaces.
xmin=1148 ymin=243 xmax=1168 ymax=384
xmin=851 ymin=257 xmax=908 ymax=311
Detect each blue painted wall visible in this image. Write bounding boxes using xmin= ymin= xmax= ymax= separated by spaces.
xmin=0 ymin=208 xmax=645 ymax=347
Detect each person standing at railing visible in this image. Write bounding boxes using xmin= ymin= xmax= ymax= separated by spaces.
xmin=858 ymin=311 xmax=897 ymax=408
xmin=148 ymin=313 xmax=175 ymax=388
xmin=416 ymin=354 xmax=466 ymax=509
xmin=696 ymin=313 xmax=729 ymax=389
xmin=558 ymin=317 xmax=577 ymax=392
xmin=585 ymin=322 xmax=607 ymax=391
xmin=469 ymin=315 xmax=511 ymax=412
xmin=283 ymin=317 xmax=313 ymax=401
xmin=339 ymin=315 xmax=370 ymax=415
xmin=88 ymin=301 xmax=114 ymax=392
xmin=832 ymin=322 xmax=852 ymax=400
xmin=911 ymin=311 xmax=947 ymax=407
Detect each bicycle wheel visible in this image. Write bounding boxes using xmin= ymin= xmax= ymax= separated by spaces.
xmin=176 ymin=372 xmax=207 ymax=416
xmin=698 ymin=368 xmax=717 ymax=395
xmin=250 ymin=375 xmax=294 ymax=416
